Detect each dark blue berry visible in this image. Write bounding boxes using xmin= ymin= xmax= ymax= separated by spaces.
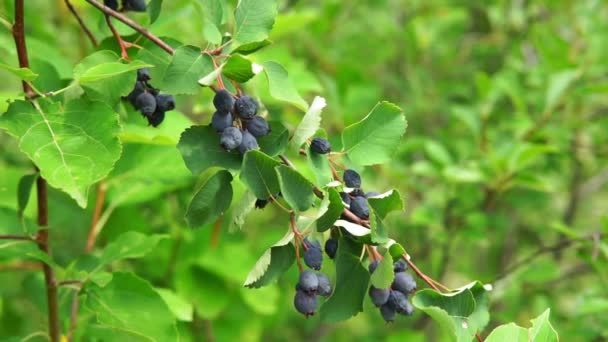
xmin=369 ymin=286 xmax=390 ymax=307
xmin=135 ymin=92 xmax=156 ymax=116
xmin=294 ymin=290 xmax=317 ymax=317
xmin=211 ymin=111 xmax=233 ymax=132
xmin=310 ymin=138 xmax=331 ymax=154
xmin=316 ymin=273 xmax=332 ymax=297
xmin=213 ymin=89 xmax=235 ymax=113
xmin=245 ymin=116 xmax=270 ymax=137
xmin=343 ymin=169 xmax=361 ymax=188
xmin=350 ymin=196 xmax=370 ymax=219
xmin=155 ymin=94 xmax=175 ymax=111
xmin=298 ymin=269 xmax=318 ymax=293
xmin=392 ymin=272 xmax=416 ymax=295
xmin=303 ymin=239 xmax=323 ymax=270
xmin=324 ymin=238 xmax=338 ymax=259
xmin=238 ymin=130 xmax=259 ymax=154
xmin=234 ymin=95 xmax=257 ymax=119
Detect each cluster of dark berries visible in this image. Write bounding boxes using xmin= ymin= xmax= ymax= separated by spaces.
xmin=310 ymin=137 xmax=331 ymax=154
xmin=293 ymin=238 xmax=333 ymax=317
xmin=368 ymin=258 xmax=416 ymax=322
xmin=324 ymin=236 xmax=338 ymax=259
xmin=339 ymin=169 xmax=379 ymax=220
xmin=211 ymin=90 xmax=270 ymax=154
xmin=104 ymin=0 xmax=147 ymax=12
xmin=125 ymin=68 xmax=175 ymax=127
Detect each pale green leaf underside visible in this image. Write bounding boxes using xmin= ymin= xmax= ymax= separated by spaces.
xmin=291 ymin=96 xmax=325 ymax=149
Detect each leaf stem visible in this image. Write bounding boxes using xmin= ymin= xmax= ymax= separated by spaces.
xmin=290 ymin=213 xmax=305 ymax=272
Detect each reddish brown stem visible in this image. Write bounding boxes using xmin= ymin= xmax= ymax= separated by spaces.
xmin=290 ymin=213 xmax=305 ymax=272
xmin=402 ymin=254 xmax=442 ymax=293
xmin=210 ymin=216 xmax=223 ymax=248
xmin=105 ymin=15 xmax=131 ymax=60
xmin=0 ymin=234 xmax=34 ymax=241
xmin=86 ymin=183 xmax=106 ymax=252
xmin=475 ymin=332 xmax=484 ymax=342
xmin=85 ymin=0 xmax=175 ymax=55
xmin=12 ymin=0 xmax=34 ymax=98
xmin=64 ymin=0 xmax=98 ymax=47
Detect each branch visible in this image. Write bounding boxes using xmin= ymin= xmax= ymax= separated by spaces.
xmin=0 ymin=234 xmax=34 ymax=241
xmin=84 ymin=0 xmax=174 ymax=55
xmin=12 ymin=0 xmax=33 ymax=98
xmin=64 ymin=0 xmax=98 ymax=47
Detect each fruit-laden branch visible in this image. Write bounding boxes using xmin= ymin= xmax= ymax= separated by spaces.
xmin=84 ymin=0 xmax=175 ymax=54
xmin=12 ymin=1 xmax=60 ymax=341
xmin=64 ymin=0 xmax=98 ymax=47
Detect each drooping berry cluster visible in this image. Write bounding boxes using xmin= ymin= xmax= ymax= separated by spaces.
xmin=338 ymin=169 xmax=383 ymax=220
xmin=293 ymin=238 xmax=333 ymax=317
xmin=211 ymin=90 xmax=271 ymax=154
xmin=125 ymin=68 xmax=175 ymax=127
xmin=104 ymin=0 xmax=147 ymax=12
xmin=368 ymin=258 xmax=416 ymax=322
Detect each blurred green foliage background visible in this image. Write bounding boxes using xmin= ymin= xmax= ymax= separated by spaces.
xmin=1 ymin=0 xmax=607 ymax=341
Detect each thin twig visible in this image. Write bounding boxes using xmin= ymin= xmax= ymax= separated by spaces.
xmin=64 ymin=0 xmax=98 ymax=46
xmin=84 ymin=0 xmax=175 ymax=54
xmin=0 ymin=234 xmax=34 ymax=241
xmin=402 ymin=254 xmax=442 ymax=293
xmin=475 ymin=332 xmax=484 ymax=342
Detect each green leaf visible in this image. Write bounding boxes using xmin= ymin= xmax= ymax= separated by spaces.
xmin=425 ymin=140 xmax=452 ymax=167
xmin=307 ymin=145 xmax=332 ymax=186
xmin=232 ymin=0 xmax=278 ymax=49
xmin=367 ymin=190 xmax=404 ymax=220
xmin=290 ymin=96 xmax=325 ymax=150
xmin=320 ymin=237 xmax=369 ymax=322
xmin=0 ymin=63 xmax=38 ymax=81
xmin=342 ymin=102 xmax=407 ymax=166
xmin=316 ymin=188 xmax=344 ymax=232
xmin=369 ymin=208 xmax=389 ymax=244
xmin=275 ymin=165 xmax=315 ymax=212
xmin=0 ymin=99 xmax=122 ymax=207
xmin=370 ymin=251 xmax=393 ymax=288
xmin=258 ymin=120 xmax=289 ymax=156
xmin=148 ymin=0 xmax=163 ymax=24
xmin=155 ymin=288 xmax=193 ymax=322
xmin=96 ymin=231 xmax=165 ymax=271
xmin=262 ymin=61 xmax=308 ymax=110
xmin=162 ymin=45 xmax=214 ymax=95
xmin=240 ymin=150 xmax=281 ymax=200
xmin=486 ymin=309 xmax=557 ymax=342
xmin=17 ymin=173 xmax=37 ymax=217
xmin=199 ymin=0 xmax=225 ymax=45
xmin=177 ymin=125 xmax=242 ymax=174
xmin=76 ymin=60 xmax=151 ymax=84
xmin=232 ymin=39 xmax=272 ymax=55
xmin=545 ymin=69 xmax=579 ymax=111
xmin=223 ymin=54 xmax=259 ymax=83
xmin=244 ymin=230 xmax=295 ymax=288
xmin=84 ymin=272 xmax=178 ymax=341
xmin=185 ymin=170 xmax=233 ymax=228
xmin=227 ymin=190 xmax=257 ymax=232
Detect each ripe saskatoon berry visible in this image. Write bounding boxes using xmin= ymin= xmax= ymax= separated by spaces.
xmin=350 ymin=188 xmax=365 ymax=197
xmin=298 ymin=269 xmax=319 ymax=293
xmin=245 ymin=116 xmax=270 ymax=137
xmin=310 ymin=138 xmax=331 ymax=154
xmin=122 ymin=0 xmax=147 ymax=11
xmin=388 ymin=290 xmax=409 ymax=313
xmin=294 ymin=290 xmax=317 ymax=317
xmin=380 ymin=303 xmax=396 ymax=322
xmin=155 ymin=94 xmax=175 ymax=112
xmin=234 ymin=95 xmax=257 ymax=119
xmin=324 ymin=238 xmax=338 ymax=259
xmin=220 ymin=127 xmax=243 ymax=151
xmin=316 ymin=273 xmax=332 ymax=297
xmin=398 ymin=299 xmax=415 ymax=316
xmin=392 ymin=272 xmax=416 ymax=294
xmin=104 ymin=0 xmax=119 ymax=11
xmin=303 ymin=239 xmax=323 ymax=270
xmin=137 ymin=68 xmax=151 ymax=82
xmin=135 ymin=92 xmax=156 ymax=116
xmin=339 ymin=191 xmax=351 ymax=205
xmin=126 ymin=81 xmax=145 ymax=106
xmin=369 ymin=286 xmax=390 ymax=307
xmin=343 ymin=169 xmax=361 ymax=188
xmin=393 ymin=259 xmax=408 ymax=273
xmin=366 ymin=191 xmax=381 ymax=198
xmin=254 ymin=198 xmax=268 ymax=209
xmin=350 ymin=196 xmax=370 ymax=219
xmin=147 ymin=110 xmax=165 ymax=127
xmin=211 ymin=111 xmax=233 ymax=132
xmin=368 ymin=260 xmax=380 ymax=274
xmin=238 ymin=130 xmax=259 ymax=154
xmin=213 ymin=89 xmax=235 ymax=113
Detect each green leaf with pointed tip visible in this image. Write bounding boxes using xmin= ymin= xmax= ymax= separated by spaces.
xmin=367 ymin=190 xmax=404 ymax=220
xmin=342 ymin=102 xmax=406 ymax=166
xmin=275 ymin=165 xmax=315 ymax=212
xmin=291 ymin=96 xmax=325 ymax=150
xmin=17 ymin=173 xmax=37 ymax=217
xmin=155 ymin=288 xmax=193 ymax=322
xmin=262 ymin=61 xmax=308 ymax=110
xmin=320 ymin=237 xmax=369 ymax=322
xmin=244 ymin=231 xmax=295 ymax=288
xmin=529 ymin=309 xmax=558 ymax=341
xmin=223 ymin=54 xmax=258 ymax=83
xmin=177 ymin=125 xmax=242 ymax=174
xmin=316 ymin=188 xmax=344 ymax=232
xmin=148 ymin=0 xmax=163 ymax=24
xmin=198 ymin=0 xmax=224 ymax=44
xmin=240 ymin=150 xmax=281 ymax=200
xmin=76 ymin=60 xmax=152 ymax=84
xmin=486 ymin=309 xmax=557 ymax=342
xmin=370 ymin=251 xmax=393 ymax=288
xmin=258 ymin=120 xmax=288 ymax=156
xmin=232 ymin=39 xmax=272 ymax=55
xmin=485 ymin=324 xmax=528 ymax=342
xmin=0 ymin=63 xmax=38 ymax=81
xmin=84 ymin=272 xmax=178 ymax=341
xmin=96 ymin=231 xmax=166 ymax=271
xmin=162 ymin=45 xmax=214 ymax=94
xmin=185 ymin=170 xmax=233 ymax=228
xmin=232 ymin=0 xmax=277 ymax=49
xmin=0 ymin=99 xmax=121 ymax=207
